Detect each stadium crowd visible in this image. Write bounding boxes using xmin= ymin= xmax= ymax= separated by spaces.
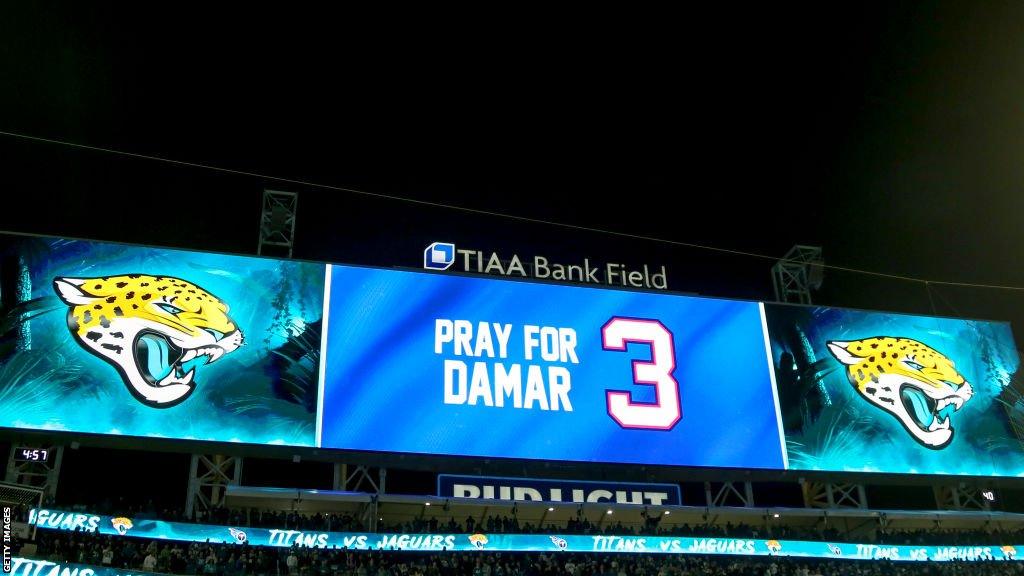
xmin=18 ymin=530 xmax=1024 ymax=576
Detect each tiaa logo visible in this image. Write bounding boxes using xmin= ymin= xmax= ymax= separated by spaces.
xmin=424 ymin=242 xmax=456 ymax=271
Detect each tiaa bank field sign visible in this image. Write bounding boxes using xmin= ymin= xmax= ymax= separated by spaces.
xmin=424 ymin=242 xmax=669 ymax=290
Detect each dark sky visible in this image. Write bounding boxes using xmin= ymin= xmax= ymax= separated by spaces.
xmin=3 ymin=3 xmax=1024 ymax=331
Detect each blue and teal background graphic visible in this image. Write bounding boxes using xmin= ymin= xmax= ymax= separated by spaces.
xmin=0 ymin=234 xmax=325 ymax=446
xmin=26 ymin=509 xmax=1022 ymax=562
xmin=319 ymin=266 xmax=784 ymax=469
xmin=765 ymin=303 xmax=1023 ymax=476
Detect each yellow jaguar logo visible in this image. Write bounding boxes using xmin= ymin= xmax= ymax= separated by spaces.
xmin=828 ymin=337 xmax=972 ymax=449
xmin=111 ymin=517 xmax=134 ymax=535
xmin=54 ymin=274 xmax=244 ymax=408
xmin=468 ymin=533 xmax=488 ymax=549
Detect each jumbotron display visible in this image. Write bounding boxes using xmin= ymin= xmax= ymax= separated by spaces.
xmin=0 ymin=233 xmax=324 ymax=446
xmin=318 ymin=266 xmax=783 ymax=469
xmin=766 ymin=305 xmax=1021 ymax=475
xmin=0 ymin=232 xmax=1021 ymax=476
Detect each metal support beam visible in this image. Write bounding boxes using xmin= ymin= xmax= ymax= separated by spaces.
xmin=338 ymin=465 xmax=383 ymax=494
xmin=801 ymin=480 xmax=867 ymax=509
xmin=705 ymin=481 xmax=754 ymax=507
xmin=0 ymin=481 xmax=44 ymax=539
xmin=258 ymin=189 xmax=298 ymax=258
xmin=934 ymin=484 xmax=990 ymax=511
xmin=5 ymin=445 xmax=63 ymax=500
xmin=186 ymin=454 xmax=242 ymax=520
xmin=333 ymin=463 xmax=346 ymax=490
xmin=771 ymin=245 xmax=824 ymax=304
xmin=355 ymin=500 xmax=376 ymax=532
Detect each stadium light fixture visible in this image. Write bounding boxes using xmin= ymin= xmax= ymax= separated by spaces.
xmin=606 ymin=509 xmax=613 ymax=515
xmin=664 ymin=511 xmax=670 ymax=515
xmin=548 ymin=507 xmax=554 ymax=512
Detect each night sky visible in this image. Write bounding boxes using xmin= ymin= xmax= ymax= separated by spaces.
xmin=2 ymin=4 xmax=1023 ymax=325
xmin=4 ymin=4 xmax=1024 ymax=506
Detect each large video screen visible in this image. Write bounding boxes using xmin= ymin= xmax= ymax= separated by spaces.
xmin=765 ymin=304 xmax=1023 ymax=476
xmin=2 ymin=232 xmax=1023 ymax=477
xmin=0 ymin=234 xmax=324 ymax=446
xmin=318 ymin=266 xmax=785 ymax=468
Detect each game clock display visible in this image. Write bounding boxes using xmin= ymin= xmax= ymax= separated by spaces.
xmin=14 ymin=448 xmax=50 ymax=463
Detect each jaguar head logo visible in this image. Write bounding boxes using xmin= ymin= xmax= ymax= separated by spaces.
xmin=54 ymin=274 xmax=244 ymax=408
xmin=828 ymin=337 xmax=972 ymax=449
xmin=468 ymin=533 xmax=488 ymax=549
xmin=111 ymin=517 xmax=134 ymax=535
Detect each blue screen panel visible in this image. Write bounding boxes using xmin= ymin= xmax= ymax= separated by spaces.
xmin=319 ymin=266 xmax=784 ymax=469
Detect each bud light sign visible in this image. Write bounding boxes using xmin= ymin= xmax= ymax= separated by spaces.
xmin=438 ymin=475 xmax=682 ymax=505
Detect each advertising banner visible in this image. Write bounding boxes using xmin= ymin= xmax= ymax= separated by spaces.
xmin=437 ymin=474 xmax=682 ymax=505
xmin=764 ymin=304 xmax=1022 ymax=476
xmin=27 ymin=509 xmax=1022 ymax=562
xmin=318 ymin=266 xmax=784 ymax=469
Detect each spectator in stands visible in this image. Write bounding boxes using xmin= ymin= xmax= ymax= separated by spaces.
xmin=101 ymin=543 xmax=114 ymax=566
xmin=287 ymin=548 xmax=299 ymax=574
xmin=143 ymin=549 xmax=158 ymax=571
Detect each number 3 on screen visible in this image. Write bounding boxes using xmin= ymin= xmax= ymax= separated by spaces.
xmin=602 ymin=317 xmax=681 ymax=430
